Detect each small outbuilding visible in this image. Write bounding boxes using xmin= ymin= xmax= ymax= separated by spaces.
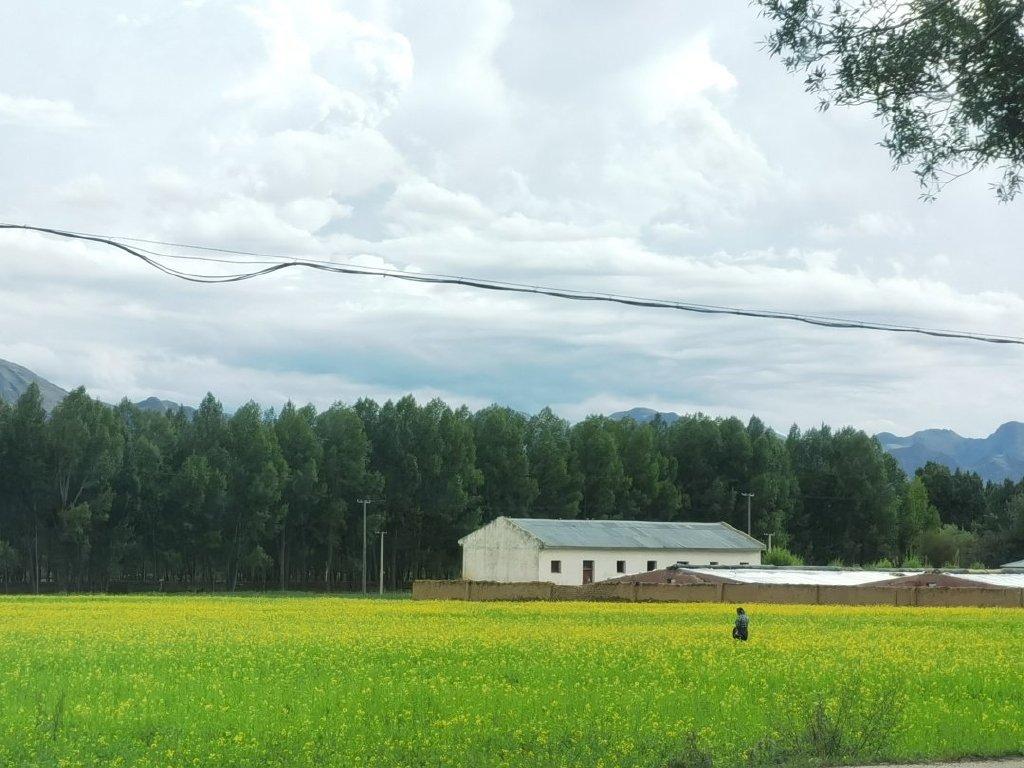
xmin=458 ymin=517 xmax=765 ymax=585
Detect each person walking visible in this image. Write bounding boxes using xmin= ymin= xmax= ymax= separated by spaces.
xmin=732 ymin=607 xmax=749 ymax=641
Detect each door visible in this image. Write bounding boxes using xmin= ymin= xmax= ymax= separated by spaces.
xmin=582 ymin=560 xmax=594 ymax=584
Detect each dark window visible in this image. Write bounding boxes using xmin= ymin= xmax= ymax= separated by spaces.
xmin=550 ymin=560 xmax=561 ymax=574
xmin=679 ymin=561 xmax=689 ymax=566
xmin=582 ymin=560 xmax=595 ymax=584
xmin=740 ymin=562 xmax=749 ymax=565
xmin=647 ymin=560 xmax=657 ymax=571
xmin=616 ymin=560 xmax=626 ymax=573
xmin=709 ymin=561 xmax=719 ymax=566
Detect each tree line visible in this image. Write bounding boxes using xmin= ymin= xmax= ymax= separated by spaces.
xmin=0 ymin=383 xmax=1022 ymax=591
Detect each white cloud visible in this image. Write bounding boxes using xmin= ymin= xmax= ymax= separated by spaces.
xmin=0 ymin=91 xmax=92 ymax=129
xmin=0 ymin=1 xmax=1022 ymax=438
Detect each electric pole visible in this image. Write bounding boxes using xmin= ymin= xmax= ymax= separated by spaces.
xmin=741 ymin=492 xmax=754 ymax=536
xmin=357 ymin=498 xmax=381 ymax=594
xmin=378 ymin=530 xmax=386 ymax=596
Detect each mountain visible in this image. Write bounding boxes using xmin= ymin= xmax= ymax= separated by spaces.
xmin=135 ymin=396 xmax=196 ymax=418
xmin=608 ymin=407 xmax=681 ymax=425
xmin=0 ymin=358 xmax=68 ymax=411
xmin=0 ymin=359 xmax=194 ymax=417
xmin=877 ymin=422 xmax=1024 ymax=482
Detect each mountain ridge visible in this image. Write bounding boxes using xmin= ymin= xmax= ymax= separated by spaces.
xmin=0 ymin=359 xmax=195 ymax=417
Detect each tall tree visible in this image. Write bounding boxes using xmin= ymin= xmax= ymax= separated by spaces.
xmin=473 ymin=405 xmax=537 ymax=521
xmin=526 ymin=408 xmax=581 ymax=519
xmin=47 ymin=388 xmax=124 ymax=587
xmin=571 ymin=417 xmax=627 ymax=519
xmin=275 ymin=402 xmax=323 ymax=588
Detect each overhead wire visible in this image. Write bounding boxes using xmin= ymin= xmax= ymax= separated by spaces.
xmin=2 ymin=222 xmax=1023 ymax=346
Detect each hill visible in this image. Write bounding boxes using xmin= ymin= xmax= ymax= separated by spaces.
xmin=0 ymin=359 xmax=194 ymax=416
xmin=608 ymin=407 xmax=681 ymax=425
xmin=876 ymin=422 xmax=1024 ymax=482
xmin=0 ymin=358 xmax=68 ymax=411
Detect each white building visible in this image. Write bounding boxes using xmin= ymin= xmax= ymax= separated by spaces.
xmin=459 ymin=517 xmax=765 ymax=585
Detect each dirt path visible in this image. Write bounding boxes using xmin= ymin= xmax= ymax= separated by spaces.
xmin=849 ymin=760 xmax=1024 ymax=768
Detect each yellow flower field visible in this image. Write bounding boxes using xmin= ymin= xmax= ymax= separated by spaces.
xmin=0 ymin=596 xmax=1021 ymax=767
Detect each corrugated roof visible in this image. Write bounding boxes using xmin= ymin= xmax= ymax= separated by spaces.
xmin=505 ymin=518 xmax=765 ymax=550
xmin=1002 ymin=558 xmax=1024 ymax=568
xmin=961 ymin=572 xmax=1024 ymax=588
xmin=689 ymin=567 xmax=914 ymax=586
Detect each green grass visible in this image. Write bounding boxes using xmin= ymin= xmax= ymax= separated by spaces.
xmin=0 ymin=597 xmax=1021 ymax=767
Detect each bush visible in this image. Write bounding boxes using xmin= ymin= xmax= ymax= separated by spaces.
xmin=667 ymin=733 xmax=713 ymax=768
xmin=747 ymin=685 xmax=901 ymax=767
xmin=762 ymin=547 xmax=804 ymax=566
xmin=865 ymin=557 xmax=895 ymax=569
xmin=916 ymin=525 xmax=978 ymax=567
xmin=901 ymin=553 xmax=925 ymax=569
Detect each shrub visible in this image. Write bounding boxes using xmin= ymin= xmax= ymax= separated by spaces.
xmin=901 ymin=553 xmax=925 ymax=569
xmin=667 ymin=733 xmax=713 ymax=768
xmin=865 ymin=557 xmax=895 ymax=569
xmin=747 ymin=683 xmax=902 ymax=767
xmin=762 ymin=547 xmax=804 ymax=566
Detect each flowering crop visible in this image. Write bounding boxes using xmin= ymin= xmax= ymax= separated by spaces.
xmin=0 ymin=597 xmax=1021 ymax=767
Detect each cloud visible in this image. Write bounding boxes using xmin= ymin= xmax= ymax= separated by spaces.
xmin=1 ymin=1 xmax=1023 ymax=439
xmin=0 ymin=91 xmax=92 ymax=128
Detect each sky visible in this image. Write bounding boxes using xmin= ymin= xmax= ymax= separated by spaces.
xmin=1 ymin=0 xmax=1022 ymax=437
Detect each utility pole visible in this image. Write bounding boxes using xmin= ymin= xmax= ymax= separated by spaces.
xmin=357 ymin=498 xmax=381 ymax=594
xmin=740 ymin=492 xmax=754 ymax=536
xmin=766 ymin=532 xmax=774 ymax=551
xmin=378 ymin=530 xmax=386 ymax=596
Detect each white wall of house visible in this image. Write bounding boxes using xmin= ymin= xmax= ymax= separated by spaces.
xmin=460 ymin=517 xmax=540 ymax=582
xmin=537 ymin=547 xmax=761 ymax=585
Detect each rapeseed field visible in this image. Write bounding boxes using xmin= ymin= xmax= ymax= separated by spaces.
xmin=0 ymin=597 xmax=1021 ymax=767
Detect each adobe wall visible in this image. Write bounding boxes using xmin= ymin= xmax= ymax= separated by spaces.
xmin=411 ymin=580 xmax=1024 ymax=609
xmin=915 ymin=586 xmax=1023 ymax=608
xmin=818 ymin=586 xmax=899 ymax=606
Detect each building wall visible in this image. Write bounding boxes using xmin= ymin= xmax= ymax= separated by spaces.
xmin=537 ymin=547 xmax=761 ymax=585
xmin=460 ymin=518 xmax=540 ymax=582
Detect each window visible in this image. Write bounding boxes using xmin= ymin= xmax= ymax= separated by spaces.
xmin=740 ymin=562 xmax=750 ymax=566
xmin=550 ymin=560 xmax=561 ymax=574
xmin=709 ymin=561 xmax=719 ymax=566
xmin=647 ymin=560 xmax=657 ymax=571
xmin=616 ymin=560 xmax=626 ymax=573
xmin=679 ymin=561 xmax=689 ymax=566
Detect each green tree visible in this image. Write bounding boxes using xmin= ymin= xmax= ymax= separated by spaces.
xmin=757 ymin=0 xmax=1024 ymax=200
xmin=611 ymin=419 xmax=682 ymax=520
xmin=571 ymin=417 xmax=627 ymax=519
xmin=225 ymin=402 xmax=287 ymax=590
xmin=473 ymin=405 xmax=537 ymax=520
xmin=525 ymin=408 xmax=581 ymax=519
xmin=275 ymin=402 xmax=323 ymax=588
xmin=899 ymin=476 xmax=941 ymax=559
xmin=0 ymin=384 xmax=50 ymax=591
xmin=48 ymin=388 xmax=124 ymax=587
xmin=315 ymin=403 xmax=378 ymax=585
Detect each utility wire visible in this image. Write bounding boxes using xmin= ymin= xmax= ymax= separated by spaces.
xmin=2 ymin=222 xmax=1023 ymax=346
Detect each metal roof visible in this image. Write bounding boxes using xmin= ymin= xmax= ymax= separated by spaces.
xmin=1002 ymin=558 xmax=1024 ymax=568
xmin=961 ymin=572 xmax=1024 ymax=588
xmin=689 ymin=567 xmax=912 ymax=586
xmin=504 ymin=518 xmax=765 ymax=551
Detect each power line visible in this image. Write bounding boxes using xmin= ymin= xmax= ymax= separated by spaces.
xmin=2 ymin=221 xmax=1023 ymax=346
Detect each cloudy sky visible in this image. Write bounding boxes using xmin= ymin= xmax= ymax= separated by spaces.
xmin=1 ymin=1 xmax=1022 ymax=436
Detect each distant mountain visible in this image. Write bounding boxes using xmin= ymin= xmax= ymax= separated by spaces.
xmin=0 ymin=358 xmax=68 ymax=411
xmin=0 ymin=359 xmax=194 ymax=417
xmin=135 ymin=396 xmax=196 ymax=418
xmin=608 ymin=407 xmax=681 ymax=425
xmin=877 ymin=422 xmax=1024 ymax=482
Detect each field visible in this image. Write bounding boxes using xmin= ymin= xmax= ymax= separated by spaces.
xmin=0 ymin=598 xmax=1022 ymax=768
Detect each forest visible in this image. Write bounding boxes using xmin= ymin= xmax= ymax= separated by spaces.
xmin=0 ymin=383 xmax=1022 ymax=591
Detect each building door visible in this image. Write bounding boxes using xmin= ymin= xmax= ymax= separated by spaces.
xmin=582 ymin=560 xmax=594 ymax=584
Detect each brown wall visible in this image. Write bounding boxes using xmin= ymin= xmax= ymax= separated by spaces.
xmin=412 ymin=579 xmax=1024 ymax=609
